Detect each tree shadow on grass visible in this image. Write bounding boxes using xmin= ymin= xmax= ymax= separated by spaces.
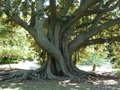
xmin=0 ymin=68 xmax=120 ymax=90
xmin=0 ymin=80 xmax=120 ymax=90
xmin=0 ymin=80 xmax=73 ymax=90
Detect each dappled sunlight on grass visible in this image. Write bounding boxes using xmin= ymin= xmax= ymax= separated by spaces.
xmin=0 ymin=80 xmax=73 ymax=90
xmin=0 ymin=83 xmax=24 ymax=90
xmin=58 ymin=79 xmax=120 ymax=90
xmin=0 ymin=79 xmax=120 ymax=90
xmin=93 ymin=80 xmax=119 ymax=86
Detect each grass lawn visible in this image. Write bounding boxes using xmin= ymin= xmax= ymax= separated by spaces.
xmin=112 ymin=70 xmax=120 ymax=73
xmin=0 ymin=80 xmax=120 ymax=90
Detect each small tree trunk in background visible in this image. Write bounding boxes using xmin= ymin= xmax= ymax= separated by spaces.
xmin=92 ymin=63 xmax=96 ymax=71
xmin=9 ymin=64 xmax=11 ymax=68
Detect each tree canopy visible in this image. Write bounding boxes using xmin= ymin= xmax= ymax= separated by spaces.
xmin=0 ymin=0 xmax=120 ymax=51
xmin=0 ymin=0 xmax=120 ymax=82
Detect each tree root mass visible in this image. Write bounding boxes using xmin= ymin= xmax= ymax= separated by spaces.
xmin=0 ymin=68 xmax=119 ymax=83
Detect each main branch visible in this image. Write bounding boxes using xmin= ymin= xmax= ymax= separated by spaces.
xmin=83 ymin=36 xmax=120 ymax=46
xmin=1 ymin=0 xmax=30 ymax=31
xmin=86 ymin=0 xmax=120 ymax=15
xmin=61 ymin=0 xmax=74 ymax=15
xmin=62 ymin=0 xmax=101 ymax=31
xmin=69 ymin=18 xmax=120 ymax=52
xmin=49 ymin=0 xmax=57 ymax=28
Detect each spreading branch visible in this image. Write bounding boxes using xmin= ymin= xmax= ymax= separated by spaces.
xmin=30 ymin=1 xmax=36 ymax=27
xmin=75 ymin=22 xmax=92 ymax=29
xmin=49 ymin=0 xmax=57 ymax=28
xmin=61 ymin=0 xmax=74 ymax=15
xmin=11 ymin=15 xmax=30 ymax=30
xmin=91 ymin=13 xmax=103 ymax=28
xmin=85 ymin=0 xmax=120 ymax=16
xmin=76 ymin=14 xmax=102 ymax=30
xmin=63 ymin=0 xmax=120 ymax=33
xmin=62 ymin=0 xmax=101 ymax=31
xmin=71 ymin=0 xmax=101 ymax=17
xmin=0 ymin=1 xmax=30 ymax=31
xmin=69 ymin=18 xmax=120 ymax=52
xmin=83 ymin=36 xmax=120 ymax=46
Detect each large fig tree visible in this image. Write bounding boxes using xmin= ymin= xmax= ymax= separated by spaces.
xmin=0 ymin=0 xmax=120 ymax=82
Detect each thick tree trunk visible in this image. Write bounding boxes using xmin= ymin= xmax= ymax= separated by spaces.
xmin=34 ymin=20 xmax=83 ymax=79
xmin=2 ymin=20 xmax=118 ymax=83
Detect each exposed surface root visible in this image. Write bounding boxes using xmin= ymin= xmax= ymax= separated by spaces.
xmin=68 ymin=65 xmax=120 ymax=81
xmin=0 ymin=69 xmax=85 ymax=83
xmin=0 ymin=70 xmax=40 ymax=82
xmin=0 ymin=68 xmax=119 ymax=83
xmin=0 ymin=69 xmax=68 ymax=83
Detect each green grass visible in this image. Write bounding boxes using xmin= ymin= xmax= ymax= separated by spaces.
xmin=0 ymin=80 xmax=120 ymax=90
xmin=112 ymin=70 xmax=120 ymax=73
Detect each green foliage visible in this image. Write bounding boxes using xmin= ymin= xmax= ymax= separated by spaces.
xmin=0 ymin=24 xmax=36 ymax=64
xmin=26 ymin=34 xmax=47 ymax=64
xmin=0 ymin=59 xmax=19 ymax=64
xmin=0 ymin=45 xmax=35 ymax=60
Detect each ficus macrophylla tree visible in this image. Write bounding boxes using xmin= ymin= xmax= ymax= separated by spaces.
xmin=0 ymin=0 xmax=120 ymax=82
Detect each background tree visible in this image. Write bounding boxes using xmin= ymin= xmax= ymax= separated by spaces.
xmin=0 ymin=0 xmax=120 ymax=82
xmin=0 ymin=23 xmax=36 ymax=64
